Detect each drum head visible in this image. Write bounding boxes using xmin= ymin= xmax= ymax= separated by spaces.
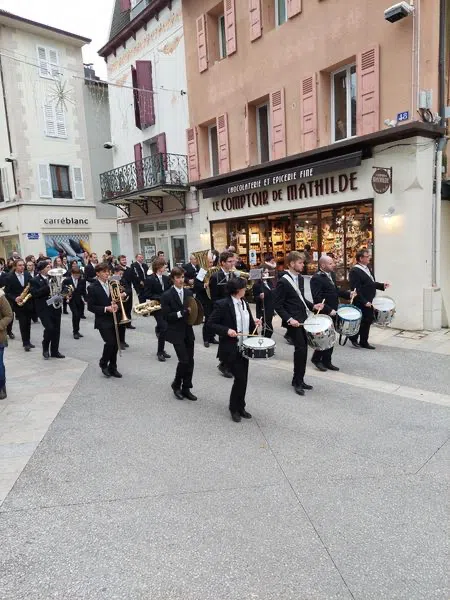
xmin=372 ymin=296 xmax=395 ymax=311
xmin=243 ymin=337 xmax=276 ymax=349
xmin=337 ymin=305 xmax=361 ymax=320
xmin=304 ymin=314 xmax=332 ymax=333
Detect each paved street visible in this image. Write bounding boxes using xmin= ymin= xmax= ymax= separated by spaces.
xmin=0 ymin=310 xmax=449 ymax=600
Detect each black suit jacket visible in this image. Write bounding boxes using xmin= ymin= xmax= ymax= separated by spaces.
xmin=253 ymin=265 xmax=276 ymax=307
xmin=143 ymin=273 xmax=170 ymax=301
xmin=4 ymin=271 xmax=33 ymax=312
xmin=30 ymin=274 xmax=56 ymax=315
xmin=209 ymin=270 xmax=230 ymax=304
xmin=183 ymin=262 xmax=199 ymax=284
xmin=121 ymin=266 xmax=134 ymax=288
xmin=131 ymin=261 xmax=148 ymax=291
xmin=62 ymin=276 xmax=87 ymax=307
xmin=87 ymin=279 xmax=115 ymax=330
xmin=348 ymin=266 xmax=385 ymax=306
xmin=207 ymin=296 xmax=256 ymax=363
xmin=84 ymin=263 xmax=96 ymax=283
xmin=274 ymin=272 xmax=316 ymax=326
xmin=310 ymin=270 xmax=351 ymax=312
xmin=160 ymin=286 xmax=195 ymax=345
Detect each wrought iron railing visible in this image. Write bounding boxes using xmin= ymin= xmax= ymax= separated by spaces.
xmin=100 ymin=153 xmax=188 ymax=201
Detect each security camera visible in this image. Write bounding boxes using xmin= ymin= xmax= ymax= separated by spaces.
xmin=4 ymin=154 xmax=16 ymax=162
xmin=384 ymin=2 xmax=414 ymax=23
xmin=103 ymin=142 xmax=114 ymax=150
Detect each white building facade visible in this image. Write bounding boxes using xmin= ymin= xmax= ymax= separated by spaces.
xmin=98 ymin=0 xmax=198 ymax=268
xmin=0 ymin=10 xmax=117 ymax=261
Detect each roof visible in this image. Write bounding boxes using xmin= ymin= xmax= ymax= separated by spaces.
xmin=0 ymin=9 xmax=91 ymax=45
xmin=109 ymin=0 xmax=131 ymax=42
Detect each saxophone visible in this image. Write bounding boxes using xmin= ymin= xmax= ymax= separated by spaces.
xmin=17 ymin=283 xmax=32 ymax=306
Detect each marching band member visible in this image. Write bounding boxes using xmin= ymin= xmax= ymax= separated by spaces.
xmin=112 ymin=265 xmax=132 ymax=350
xmin=62 ymin=265 xmax=87 ymax=340
xmin=208 ymin=277 xmax=261 ymax=422
xmin=183 ymin=254 xmax=199 ymax=286
xmin=0 ymin=287 xmax=13 ymax=399
xmin=209 ymin=251 xmax=235 ymax=378
xmin=253 ymin=253 xmax=277 ymax=338
xmin=131 ymin=253 xmax=148 ymax=303
xmin=348 ymin=249 xmax=390 ymax=350
xmin=84 ymin=253 xmax=98 ymax=284
xmin=193 ymin=251 xmax=218 ymax=348
xmin=310 ymin=256 xmax=355 ymax=371
xmin=87 ymin=263 xmax=122 ymax=379
xmin=26 ymin=260 xmax=38 ymax=323
xmin=4 ymin=259 xmax=34 ymax=351
xmin=118 ymin=255 xmax=135 ymax=330
xmin=30 ymin=261 xmax=65 ymax=360
xmin=161 ymin=267 xmax=197 ymax=402
xmin=143 ymin=258 xmax=171 ymax=362
xmin=274 ymin=251 xmax=324 ymax=396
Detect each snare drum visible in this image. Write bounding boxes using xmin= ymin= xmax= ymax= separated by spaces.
xmin=336 ymin=304 xmax=362 ymax=338
xmin=303 ymin=314 xmax=336 ymax=351
xmin=241 ymin=336 xmax=276 ymax=359
xmin=372 ymin=296 xmax=396 ymax=326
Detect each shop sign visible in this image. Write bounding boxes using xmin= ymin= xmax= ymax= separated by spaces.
xmin=27 ymin=233 xmax=39 ymax=240
xmin=371 ymin=168 xmax=393 ymax=194
xmin=43 ymin=217 xmax=89 ymax=225
xmin=212 ymin=172 xmax=358 ymax=213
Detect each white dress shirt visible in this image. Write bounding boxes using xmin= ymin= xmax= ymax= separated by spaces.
xmin=175 ymin=286 xmax=185 ymax=319
xmin=16 ymin=272 xmax=25 ymax=286
xmin=232 ymin=296 xmax=250 ymax=337
xmin=354 ymin=263 xmax=374 ymax=281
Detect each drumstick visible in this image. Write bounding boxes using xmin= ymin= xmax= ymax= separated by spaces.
xmin=350 ymin=288 xmax=356 ymax=305
xmin=316 ymin=299 xmax=326 ymax=315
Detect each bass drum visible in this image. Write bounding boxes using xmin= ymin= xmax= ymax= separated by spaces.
xmin=303 ymin=314 xmax=336 ymax=351
xmin=241 ymin=336 xmax=276 ymax=359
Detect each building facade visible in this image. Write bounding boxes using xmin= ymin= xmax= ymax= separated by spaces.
xmin=0 ymin=10 xmax=118 ymax=262
xmin=98 ymin=0 xmax=198 ymax=268
xmin=181 ymin=0 xmax=450 ymax=330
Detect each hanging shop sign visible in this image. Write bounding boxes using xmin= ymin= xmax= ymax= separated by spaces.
xmin=371 ymin=168 xmax=393 ymax=194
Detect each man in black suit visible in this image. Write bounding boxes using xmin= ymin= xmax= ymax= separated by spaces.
xmin=143 ymin=257 xmax=171 ymax=362
xmin=161 ymin=267 xmax=197 ymax=401
xmin=183 ymin=254 xmax=199 ymax=286
xmin=112 ymin=265 xmax=132 ymax=351
xmin=208 ymin=277 xmax=261 ymax=422
xmin=84 ymin=252 xmax=98 ymax=284
xmin=131 ymin=253 xmax=148 ymax=302
xmin=274 ymin=251 xmax=324 ymax=396
xmin=87 ymin=262 xmax=122 ymax=378
xmin=118 ymin=255 xmax=136 ymax=330
xmin=348 ymin=249 xmax=389 ymax=350
xmin=5 ymin=259 xmax=34 ymax=351
xmin=193 ymin=252 xmax=218 ymax=348
xmin=310 ymin=256 xmax=355 ymax=371
xmin=30 ymin=261 xmax=65 ymax=360
xmin=62 ymin=265 xmax=87 ymax=340
xmin=209 ymin=251 xmax=235 ymax=378
xmin=253 ymin=253 xmax=277 ymax=338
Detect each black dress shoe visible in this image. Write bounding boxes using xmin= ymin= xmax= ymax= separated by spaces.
xmin=8 ymin=332 xmax=15 ymax=339
xmin=78 ymin=333 xmax=84 ymax=338
xmin=162 ymin=351 xmax=171 ymax=359
xmin=120 ymin=343 xmax=127 ymax=350
xmin=204 ymin=342 xmax=210 ymax=348
xmin=63 ymin=311 xmax=68 ymax=315
xmin=312 ymin=361 xmax=327 ymax=372
xmin=210 ymin=339 xmax=219 ymax=344
xmin=73 ymin=333 xmax=81 ymax=339
xmin=360 ymin=343 xmax=376 ymax=350
xmin=302 ymin=382 xmax=313 ymax=390
xmin=0 ymin=386 xmax=7 ymax=400
xmin=127 ymin=325 xmax=136 ymax=330
xmin=231 ymin=412 xmax=241 ymax=422
xmin=29 ymin=343 xmax=35 ymax=348
xmin=51 ymin=352 xmax=65 ymax=359
xmin=80 ymin=315 xmax=86 ymax=319
xmin=101 ymin=367 xmax=111 ymax=378
xmin=43 ymin=350 xmax=50 ymax=360
xmin=123 ymin=341 xmax=129 ymax=347
xmin=324 ymin=363 xmax=340 ymax=371
xmin=171 ymin=384 xmax=184 ymax=400
xmin=157 ymin=353 xmax=166 ymax=362
xmin=350 ymin=339 xmax=360 ymax=348
xmin=108 ymin=368 xmax=122 ymax=378
xmin=240 ymin=410 xmax=252 ymax=419
xmin=294 ymin=385 xmax=305 ymax=396
xmin=218 ymin=364 xmax=233 ymax=378
xmin=24 ymin=345 xmax=31 ymax=352
xmin=182 ymin=390 xmax=197 ymax=401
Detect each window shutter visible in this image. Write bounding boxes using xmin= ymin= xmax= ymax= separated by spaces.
xmin=72 ymin=167 xmax=85 ymax=200
xmin=301 ymin=74 xmax=318 ymax=151
xmin=186 ymin=127 xmax=200 ymax=181
xmin=287 ymin=0 xmax=302 ymax=19
xmin=249 ymin=0 xmax=262 ymax=42
xmin=224 ymin=0 xmax=237 ymax=56
xmin=55 ymin=105 xmax=67 ymax=138
xmin=38 ymin=164 xmax=52 ymax=198
xmin=120 ymin=0 xmax=131 ymax=11
xmin=217 ymin=114 xmax=230 ymax=174
xmin=196 ymin=15 xmax=208 ymax=73
xmin=136 ymin=60 xmax=155 ymax=129
xmin=0 ymin=168 xmax=10 ymax=201
xmin=48 ymin=49 xmax=60 ymax=77
xmin=357 ymin=45 xmax=380 ymax=136
xmin=37 ymin=46 xmax=49 ymax=77
xmin=270 ymin=88 xmax=286 ymax=160
xmin=134 ymin=142 xmax=144 ymax=188
xmin=244 ymin=105 xmax=250 ymax=166
xmin=43 ymin=104 xmax=56 ymax=137
xmin=131 ymin=66 xmax=141 ymax=129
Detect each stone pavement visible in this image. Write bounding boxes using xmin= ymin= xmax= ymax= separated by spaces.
xmin=0 ymin=311 xmax=449 ymax=600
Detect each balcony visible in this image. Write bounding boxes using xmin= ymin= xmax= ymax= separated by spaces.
xmin=100 ymin=153 xmax=189 ymax=216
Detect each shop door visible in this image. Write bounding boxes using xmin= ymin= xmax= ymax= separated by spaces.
xmin=156 ymin=237 xmax=170 ymax=267
xmin=140 ymin=237 xmax=156 ymax=263
xmin=171 ymin=236 xmax=187 ymax=267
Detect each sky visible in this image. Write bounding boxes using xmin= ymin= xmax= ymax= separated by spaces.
xmin=0 ymin=0 xmax=114 ymax=78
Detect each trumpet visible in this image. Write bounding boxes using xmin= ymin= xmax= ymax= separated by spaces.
xmin=133 ymin=300 xmax=161 ymax=316
xmin=17 ymin=283 xmax=32 ymax=306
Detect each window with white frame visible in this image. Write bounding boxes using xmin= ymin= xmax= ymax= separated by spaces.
xmin=331 ymin=65 xmax=357 ymax=142
xmin=256 ymin=103 xmax=270 ymax=164
xmin=43 ymin=103 xmax=67 ymax=138
xmin=37 ymin=46 xmax=60 ymax=79
xmin=218 ymin=15 xmax=227 ymax=59
xmin=208 ymin=124 xmax=219 ymax=176
xmin=276 ymin=0 xmax=287 ymax=26
xmin=38 ymin=164 xmax=85 ymax=200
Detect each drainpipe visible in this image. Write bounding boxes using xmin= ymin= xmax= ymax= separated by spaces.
xmin=0 ymin=53 xmax=17 ymax=196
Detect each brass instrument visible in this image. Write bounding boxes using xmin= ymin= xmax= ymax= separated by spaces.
xmin=192 ymin=249 xmax=220 ymax=300
xmin=133 ymin=300 xmax=161 ymax=317
xmin=108 ymin=279 xmax=131 ymax=325
xmin=46 ymin=268 xmax=73 ymax=308
xmin=231 ymin=267 xmax=253 ymax=293
xmin=186 ymin=295 xmax=204 ymax=326
xmin=17 ymin=283 xmax=32 ymax=306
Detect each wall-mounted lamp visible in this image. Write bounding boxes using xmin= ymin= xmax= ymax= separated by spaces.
xmin=383 ymin=207 xmax=396 ymax=222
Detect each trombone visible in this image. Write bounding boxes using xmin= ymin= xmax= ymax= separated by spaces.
xmin=108 ymin=278 xmax=131 ymax=356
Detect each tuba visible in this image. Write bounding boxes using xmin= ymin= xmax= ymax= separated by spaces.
xmin=192 ymin=249 xmax=220 ymax=300
xmin=46 ymin=268 xmax=73 ymax=309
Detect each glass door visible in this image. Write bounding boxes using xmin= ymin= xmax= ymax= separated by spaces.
xmin=171 ymin=236 xmax=187 ymax=266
